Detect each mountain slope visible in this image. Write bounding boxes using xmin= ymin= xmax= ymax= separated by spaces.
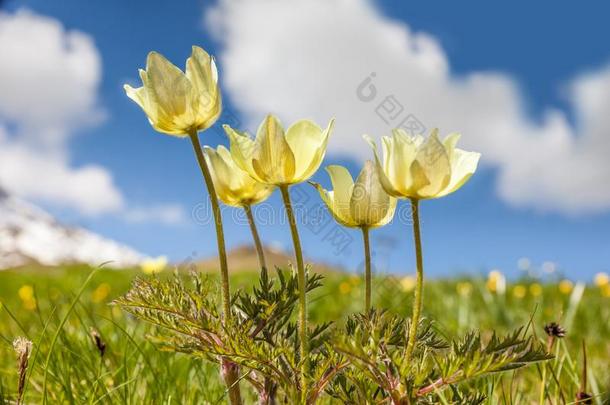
xmin=0 ymin=187 xmax=143 ymax=269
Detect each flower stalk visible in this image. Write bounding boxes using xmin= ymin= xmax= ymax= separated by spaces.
xmin=188 ymin=129 xmax=242 ymax=405
xmin=362 ymin=227 xmax=371 ymax=312
xmin=244 ymin=204 xmax=267 ymax=271
xmin=405 ymin=198 xmax=424 ymax=363
xmin=279 ymin=185 xmax=308 ymax=399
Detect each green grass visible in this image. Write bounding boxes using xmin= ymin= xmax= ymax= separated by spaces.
xmin=0 ymin=265 xmax=608 ymax=404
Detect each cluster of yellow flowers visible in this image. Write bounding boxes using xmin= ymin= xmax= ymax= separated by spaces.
xmin=125 ymin=46 xmax=480 ymax=226
xmin=124 ymin=45 xmax=481 ymax=399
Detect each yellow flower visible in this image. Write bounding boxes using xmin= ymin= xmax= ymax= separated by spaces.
xmin=140 ymin=256 xmax=168 ymax=275
xmin=602 ymin=284 xmax=610 ymax=298
xmin=558 ymin=279 xmax=573 ymax=295
xmin=400 ymin=275 xmax=416 ymax=292
xmin=311 ymin=161 xmax=397 ymax=228
xmin=486 ymin=270 xmax=505 ymax=294
xmin=18 ymin=285 xmax=34 ymax=301
xmin=512 ymin=284 xmax=526 ymax=299
xmin=339 ymin=281 xmax=352 ymax=295
xmin=456 ymin=281 xmax=473 ymax=297
xmin=224 ymin=114 xmax=334 ymax=186
xmin=124 ymin=46 xmax=221 ymax=136
xmin=92 ymin=283 xmax=111 ymax=303
xmin=594 ymin=272 xmax=609 ymax=287
xmin=204 ymin=145 xmax=275 ymax=207
xmin=18 ymin=285 xmax=37 ymax=311
xmin=529 ymin=283 xmax=543 ymax=297
xmin=364 ymin=129 xmax=480 ymax=199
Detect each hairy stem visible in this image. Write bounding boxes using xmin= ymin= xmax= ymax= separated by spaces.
xmin=279 ymin=185 xmax=307 ymax=400
xmin=405 ymin=198 xmax=423 ymax=363
xmin=188 ymin=130 xmax=241 ymax=405
xmin=244 ymin=204 xmax=267 ymax=271
xmin=362 ymin=227 xmax=372 ymax=312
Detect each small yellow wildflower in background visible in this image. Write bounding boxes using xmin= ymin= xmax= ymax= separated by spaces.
xmin=92 ymin=283 xmax=112 ymax=303
xmin=456 ymin=281 xmax=473 ymax=297
xmin=339 ymin=281 xmax=352 ymax=295
xmin=529 ymin=283 xmax=543 ymax=297
xmin=558 ymin=279 xmax=573 ymax=295
xmin=18 ymin=285 xmax=37 ymax=310
xmin=18 ymin=285 xmax=34 ymax=301
xmin=594 ymin=272 xmax=609 ymax=287
xmin=400 ymin=275 xmax=416 ymax=292
xmin=512 ymin=284 xmax=526 ymax=299
xmin=486 ymin=270 xmax=506 ymax=294
xmin=140 ymin=256 xmax=168 ymax=275
xmin=602 ymin=284 xmax=610 ymax=298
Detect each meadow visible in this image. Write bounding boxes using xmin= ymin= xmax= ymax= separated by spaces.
xmin=0 ymin=265 xmax=608 ymax=404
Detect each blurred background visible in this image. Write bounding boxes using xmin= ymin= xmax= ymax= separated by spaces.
xmin=1 ymin=0 xmax=610 ymax=281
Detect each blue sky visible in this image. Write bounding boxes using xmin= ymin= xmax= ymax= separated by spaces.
xmin=1 ymin=0 xmax=609 ymax=279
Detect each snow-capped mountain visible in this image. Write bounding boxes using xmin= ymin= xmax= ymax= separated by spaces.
xmin=0 ymin=187 xmax=143 ymax=269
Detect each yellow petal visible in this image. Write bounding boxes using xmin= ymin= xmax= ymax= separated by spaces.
xmin=204 ymin=146 xmax=234 ymax=205
xmin=145 ymin=51 xmax=196 ymax=133
xmin=363 ymin=135 xmax=404 ymax=198
xmin=252 ymin=115 xmax=295 ymax=184
xmin=219 ymin=145 xmax=274 ymax=205
xmin=410 ymin=129 xmax=451 ymax=198
xmin=286 ymin=118 xmax=334 ymax=182
xmin=325 ymin=165 xmax=355 ymax=225
xmin=384 ymin=132 xmax=419 ymax=195
xmin=373 ymin=196 xmax=397 ymax=228
xmin=311 ymin=167 xmax=356 ymax=228
xmin=224 ymin=124 xmax=260 ymax=180
xmin=443 ymin=132 xmax=461 ymax=163
xmin=436 ymin=148 xmax=481 ymax=197
xmin=207 ymin=145 xmax=274 ymax=206
xmin=350 ymin=160 xmax=393 ymax=226
xmin=186 ymin=46 xmax=222 ymax=130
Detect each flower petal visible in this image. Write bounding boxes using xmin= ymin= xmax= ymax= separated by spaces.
xmin=252 ymin=115 xmax=295 ymax=184
xmin=436 ymin=149 xmax=481 ymax=197
xmin=186 ymin=46 xmax=222 ymax=130
xmin=224 ymin=125 xmax=260 ymax=181
xmin=145 ymin=51 xmax=196 ymax=133
xmin=288 ymin=119 xmax=334 ymax=182
xmin=363 ymin=134 xmax=404 ymax=198
xmin=350 ymin=160 xmax=392 ymax=226
xmin=411 ymin=129 xmax=451 ymax=198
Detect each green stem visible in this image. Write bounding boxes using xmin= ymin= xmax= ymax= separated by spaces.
xmin=188 ymin=130 xmax=242 ymax=405
xmin=244 ymin=204 xmax=267 ymax=271
xmin=405 ymin=198 xmax=424 ymax=363
xmin=362 ymin=227 xmax=372 ymax=312
xmin=279 ymin=185 xmax=307 ymax=400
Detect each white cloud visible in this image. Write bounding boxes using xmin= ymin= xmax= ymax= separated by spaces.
xmin=0 ymin=127 xmax=123 ymax=215
xmin=123 ymin=204 xmax=188 ymax=226
xmin=0 ymin=9 xmax=186 ymax=223
xmin=206 ymin=0 xmax=610 ymax=214
xmin=0 ymin=9 xmax=122 ymax=215
xmin=0 ymin=9 xmax=103 ymax=147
